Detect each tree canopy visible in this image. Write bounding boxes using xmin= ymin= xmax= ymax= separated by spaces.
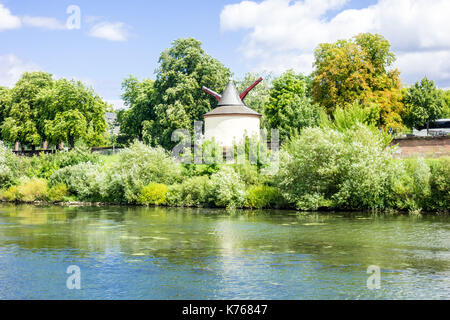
xmin=264 ymin=70 xmax=322 ymax=142
xmin=0 ymin=72 xmax=108 ymax=149
xmin=311 ymin=33 xmax=404 ymax=131
xmin=403 ymin=77 xmax=445 ymax=132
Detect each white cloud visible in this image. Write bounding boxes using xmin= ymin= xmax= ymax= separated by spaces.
xmin=22 ymin=16 xmax=66 ymax=30
xmin=0 ymin=3 xmax=21 ymax=31
xmin=220 ymin=0 xmax=450 ymax=87
xmin=89 ymin=22 xmax=130 ymax=42
xmin=0 ymin=54 xmax=40 ymax=87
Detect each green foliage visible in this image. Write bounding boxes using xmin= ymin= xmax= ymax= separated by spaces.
xmin=24 ymin=147 xmax=99 ymax=179
xmin=49 ymin=162 xmax=103 ymax=201
xmin=167 ymin=176 xmax=211 ymax=207
xmin=208 ymin=167 xmax=246 ymax=209
xmin=137 ymin=183 xmax=168 ymax=206
xmin=1 ymin=72 xmax=53 ymax=147
xmin=39 ymin=79 xmax=108 ymax=148
xmin=47 ymin=183 xmax=69 ymax=202
xmin=17 ymin=178 xmax=48 ymax=202
xmin=277 ymin=124 xmax=398 ymax=210
xmin=151 ymin=38 xmax=231 ymax=149
xmin=403 ymin=77 xmax=445 ymax=131
xmin=319 ymin=102 xmax=393 ymax=147
xmin=264 ymin=70 xmax=321 ymax=142
xmin=118 ymin=77 xmax=155 ymax=143
xmin=390 ymin=158 xmax=431 ymax=211
xmin=102 ymin=141 xmax=181 ymax=203
xmin=427 ymin=158 xmax=450 ymax=210
xmin=236 ymin=72 xmax=273 ymax=125
xmin=0 ymin=186 xmax=20 ymax=202
xmin=245 ymin=185 xmax=283 ymax=209
xmin=0 ymin=141 xmax=20 ymax=187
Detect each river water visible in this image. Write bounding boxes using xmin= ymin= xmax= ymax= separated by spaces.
xmin=0 ymin=204 xmax=449 ymax=299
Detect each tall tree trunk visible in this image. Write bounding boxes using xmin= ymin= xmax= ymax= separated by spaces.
xmin=14 ymin=142 xmax=19 ymax=151
xmin=427 ymin=120 xmax=430 ymax=136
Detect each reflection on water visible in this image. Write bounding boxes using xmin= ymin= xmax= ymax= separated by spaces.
xmin=0 ymin=204 xmax=449 ymax=299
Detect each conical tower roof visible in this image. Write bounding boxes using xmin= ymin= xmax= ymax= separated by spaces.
xmin=204 ymin=80 xmax=261 ymax=118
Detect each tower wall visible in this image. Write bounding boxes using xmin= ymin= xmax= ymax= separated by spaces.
xmin=204 ymin=115 xmax=260 ymax=147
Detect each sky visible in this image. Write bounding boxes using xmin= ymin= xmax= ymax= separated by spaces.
xmin=1 ymin=0 xmax=450 ymax=109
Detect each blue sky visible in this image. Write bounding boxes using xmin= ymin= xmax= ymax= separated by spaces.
xmin=1 ymin=0 xmax=449 ymax=109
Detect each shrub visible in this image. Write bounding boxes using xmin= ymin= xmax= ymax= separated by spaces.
xmin=246 ymin=185 xmax=284 ymax=209
xmin=137 ymin=183 xmax=168 ymax=205
xmin=0 ymin=186 xmax=20 ymax=202
xmin=233 ymin=161 xmax=266 ymax=186
xmin=0 ymin=141 xmax=20 ymax=187
xmin=47 ymin=183 xmax=69 ymax=202
xmin=208 ymin=167 xmax=246 ymax=209
xmin=17 ymin=178 xmax=48 ymax=202
xmin=166 ymin=176 xmax=211 ymax=207
xmin=277 ymin=124 xmax=398 ymax=210
xmin=49 ymin=162 xmax=103 ymax=201
xmin=390 ymin=158 xmax=431 ymax=211
xmin=25 ymin=147 xmax=99 ymax=179
xmin=103 ymin=141 xmax=181 ymax=203
xmin=427 ymin=157 xmax=450 ymax=210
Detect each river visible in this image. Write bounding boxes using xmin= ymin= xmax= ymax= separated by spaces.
xmin=0 ymin=204 xmax=449 ymax=299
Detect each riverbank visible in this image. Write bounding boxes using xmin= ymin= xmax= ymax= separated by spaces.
xmin=1 ymin=123 xmax=449 ymax=214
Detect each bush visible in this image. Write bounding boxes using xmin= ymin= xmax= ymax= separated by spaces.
xmin=0 ymin=186 xmax=20 ymax=202
xmin=166 ymin=176 xmax=211 ymax=207
xmin=390 ymin=158 xmax=431 ymax=211
xmin=47 ymin=183 xmax=69 ymax=202
xmin=102 ymin=141 xmax=181 ymax=203
xmin=427 ymin=157 xmax=450 ymax=210
xmin=208 ymin=167 xmax=246 ymax=209
xmin=17 ymin=178 xmax=48 ymax=202
xmin=137 ymin=183 xmax=168 ymax=205
xmin=25 ymin=147 xmax=99 ymax=179
xmin=277 ymin=124 xmax=398 ymax=210
xmin=0 ymin=141 xmax=20 ymax=187
xmin=50 ymin=162 xmax=103 ymax=201
xmin=246 ymin=185 xmax=284 ymax=209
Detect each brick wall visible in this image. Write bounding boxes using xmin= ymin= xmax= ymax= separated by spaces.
xmin=391 ymin=136 xmax=450 ymax=158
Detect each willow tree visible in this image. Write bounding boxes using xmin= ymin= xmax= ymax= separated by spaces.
xmin=152 ymin=38 xmax=231 ymax=149
xmin=311 ymin=33 xmax=404 ymax=131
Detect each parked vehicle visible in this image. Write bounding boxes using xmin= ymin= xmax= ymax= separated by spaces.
xmin=413 ymin=119 xmax=450 ymax=136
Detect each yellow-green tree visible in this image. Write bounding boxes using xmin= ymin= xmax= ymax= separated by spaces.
xmin=311 ymin=33 xmax=404 ymax=131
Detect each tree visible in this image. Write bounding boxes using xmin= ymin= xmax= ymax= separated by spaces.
xmin=403 ymin=77 xmax=445 ymax=134
xmin=311 ymin=33 xmax=404 ymax=131
xmin=264 ymin=70 xmax=322 ymax=142
xmin=440 ymin=89 xmax=450 ymax=118
xmin=1 ymin=72 xmax=53 ymax=149
xmin=39 ymin=79 xmax=108 ymax=148
xmin=0 ymin=87 xmax=11 ymax=126
xmin=152 ymin=38 xmax=231 ymax=149
xmin=236 ymin=72 xmax=273 ymax=113
xmin=117 ymin=76 xmax=156 ymax=143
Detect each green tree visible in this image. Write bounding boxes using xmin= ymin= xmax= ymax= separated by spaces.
xmin=311 ymin=33 xmax=404 ymax=131
xmin=440 ymin=89 xmax=450 ymax=118
xmin=1 ymin=72 xmax=53 ymax=149
xmin=152 ymin=38 xmax=231 ymax=149
xmin=264 ymin=70 xmax=322 ymax=142
xmin=403 ymin=77 xmax=445 ymax=134
xmin=0 ymin=86 xmax=11 ymax=126
xmin=38 ymin=79 xmax=108 ymax=148
xmin=118 ymin=76 xmax=155 ymax=143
